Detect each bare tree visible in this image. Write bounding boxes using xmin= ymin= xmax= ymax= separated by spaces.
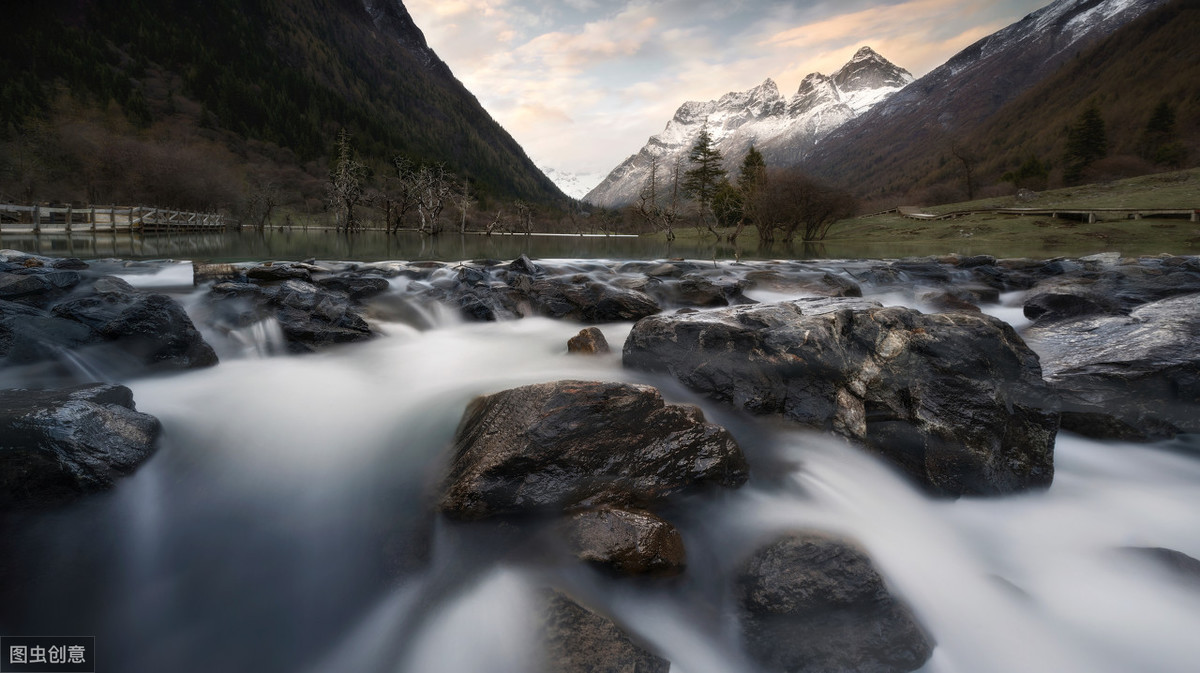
xmin=485 ymin=208 xmax=507 ymax=236
xmin=246 ymin=179 xmax=282 ymax=229
xmin=634 ymin=156 xmax=682 ymax=240
xmin=328 ymin=129 xmax=365 ymax=232
xmin=513 ymin=200 xmax=533 ymax=234
xmin=384 ymin=157 xmax=420 ymax=233
xmin=453 ymin=177 xmax=475 ymax=234
xmin=414 ymin=164 xmax=451 ymax=236
xmin=752 ymin=168 xmax=856 ymax=244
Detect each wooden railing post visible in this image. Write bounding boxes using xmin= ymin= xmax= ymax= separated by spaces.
xmin=33 ymin=205 xmax=41 ymax=233
xmin=90 ymin=206 xmax=96 ymax=232
xmin=65 ymin=205 xmax=73 ymax=232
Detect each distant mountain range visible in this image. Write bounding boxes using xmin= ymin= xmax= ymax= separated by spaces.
xmin=585 ymin=47 xmax=912 ymax=207
xmin=0 ymin=0 xmax=564 ymax=210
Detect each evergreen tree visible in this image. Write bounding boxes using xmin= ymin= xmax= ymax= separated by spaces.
xmin=737 ymin=145 xmax=766 ymax=195
xmin=1138 ymin=99 xmax=1186 ymax=167
xmin=1064 ymin=104 xmax=1107 ymax=185
xmin=683 ymin=124 xmax=726 ymax=215
xmin=730 ymin=145 xmax=767 ymax=241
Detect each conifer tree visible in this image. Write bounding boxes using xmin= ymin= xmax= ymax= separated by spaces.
xmin=683 ymin=124 xmax=726 ymax=216
xmin=1064 ymin=104 xmax=1107 ymax=185
xmin=1138 ymin=100 xmax=1185 ymax=167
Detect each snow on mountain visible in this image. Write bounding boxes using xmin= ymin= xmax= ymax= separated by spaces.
xmin=540 ymin=166 xmax=608 ymax=200
xmin=584 ymin=47 xmax=912 ymax=208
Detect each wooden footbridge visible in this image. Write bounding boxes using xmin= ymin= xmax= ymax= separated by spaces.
xmin=897 ymin=205 xmax=1200 ymax=223
xmin=0 ymin=203 xmax=228 ymax=234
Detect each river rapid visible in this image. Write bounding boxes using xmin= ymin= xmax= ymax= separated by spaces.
xmin=2 ymin=255 xmax=1198 ymax=673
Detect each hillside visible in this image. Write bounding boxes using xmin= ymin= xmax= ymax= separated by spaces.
xmin=803 ymin=0 xmax=1186 ymax=203
xmin=0 ymin=0 xmax=565 ymax=214
xmin=906 ymin=0 xmax=1200 ymax=201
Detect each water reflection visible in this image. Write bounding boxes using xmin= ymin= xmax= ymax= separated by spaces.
xmin=0 ymin=228 xmax=1109 ymax=262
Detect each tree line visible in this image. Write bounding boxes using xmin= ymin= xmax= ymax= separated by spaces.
xmin=625 ymin=124 xmax=857 ymax=243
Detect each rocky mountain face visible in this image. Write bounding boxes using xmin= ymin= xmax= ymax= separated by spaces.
xmin=584 ymin=47 xmax=912 ymax=208
xmin=804 ymin=0 xmax=1175 ymax=196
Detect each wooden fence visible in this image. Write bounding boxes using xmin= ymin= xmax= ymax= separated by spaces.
xmin=0 ymin=204 xmax=228 ymax=234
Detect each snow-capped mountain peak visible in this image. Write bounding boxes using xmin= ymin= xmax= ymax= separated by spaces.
xmin=584 ymin=47 xmax=910 ymax=207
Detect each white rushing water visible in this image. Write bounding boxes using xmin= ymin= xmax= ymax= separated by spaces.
xmin=3 ymin=260 xmax=1198 ymax=673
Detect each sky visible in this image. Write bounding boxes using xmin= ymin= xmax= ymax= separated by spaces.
xmin=405 ymin=0 xmax=1050 ymax=192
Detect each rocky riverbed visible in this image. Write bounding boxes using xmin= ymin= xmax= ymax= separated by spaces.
xmin=1 ymin=248 xmax=1198 ymax=673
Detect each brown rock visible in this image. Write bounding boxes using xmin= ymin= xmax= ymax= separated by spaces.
xmin=564 ymin=508 xmax=685 ymax=577
xmin=567 ymin=327 xmax=611 ymax=355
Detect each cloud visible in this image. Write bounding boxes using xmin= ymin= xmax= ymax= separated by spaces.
xmin=405 ymin=0 xmax=1049 ymax=179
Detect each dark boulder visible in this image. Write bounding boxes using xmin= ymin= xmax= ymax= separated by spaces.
xmin=563 ymin=507 xmax=686 ymax=577
xmin=0 ymin=269 xmax=82 ymax=307
xmin=736 ymin=532 xmax=933 ymax=673
xmin=527 ymin=277 xmax=660 ymax=323
xmin=315 ymin=274 xmax=391 ymax=301
xmin=745 ymin=269 xmax=863 ymax=298
xmin=650 ymin=273 xmax=756 ymax=308
xmin=246 ymin=262 xmax=313 ymax=283
xmin=51 ymin=278 xmax=218 ymax=370
xmin=1023 ymin=291 xmax=1120 ymax=324
xmin=207 ymin=278 xmax=374 ymax=352
xmin=438 ymin=380 xmax=748 ymax=520
xmin=1024 ymin=294 xmax=1200 ymax=440
xmin=507 ymin=254 xmax=545 ymax=277
xmin=567 ymin=327 xmax=611 ymax=355
xmin=538 ymin=589 xmax=669 ymax=673
xmin=624 ymin=298 xmax=1058 ymax=496
xmin=0 ymin=384 xmax=161 ymax=508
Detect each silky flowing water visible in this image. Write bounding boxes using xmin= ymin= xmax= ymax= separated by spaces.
xmin=2 ymin=258 xmax=1198 ymax=673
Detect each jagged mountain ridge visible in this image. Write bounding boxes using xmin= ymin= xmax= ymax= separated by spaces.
xmin=585 ymin=47 xmax=912 ymax=208
xmin=803 ymin=0 xmax=1175 ymax=196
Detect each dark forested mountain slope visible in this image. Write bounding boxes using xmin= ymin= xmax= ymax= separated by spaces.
xmin=802 ymin=0 xmax=1190 ymax=202
xmin=0 ymin=0 xmax=564 ymax=210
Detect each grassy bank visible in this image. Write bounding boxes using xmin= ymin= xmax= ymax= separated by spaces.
xmin=644 ymin=169 xmax=1200 ymax=259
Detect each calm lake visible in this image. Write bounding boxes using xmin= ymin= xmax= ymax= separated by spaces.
xmin=0 ymin=226 xmax=1159 ymax=262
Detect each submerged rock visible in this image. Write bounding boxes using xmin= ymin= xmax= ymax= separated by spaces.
xmin=737 ymin=531 xmax=933 ymax=673
xmin=624 ymin=298 xmax=1058 ymax=496
xmin=0 ymin=384 xmax=161 ymax=508
xmin=563 ymin=507 xmax=686 ymax=577
xmin=538 ymin=589 xmax=669 ymax=673
xmin=1024 ymin=294 xmax=1200 ymax=440
xmin=438 ymin=380 xmax=748 ymax=520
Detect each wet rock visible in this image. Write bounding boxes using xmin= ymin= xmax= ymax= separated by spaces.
xmin=1024 ymin=294 xmax=1200 ymax=440
xmin=314 ymin=274 xmax=391 ymax=300
xmin=1023 ymin=291 xmax=1119 ymax=324
xmin=438 ymin=380 xmax=748 ymax=520
xmin=0 ymin=250 xmax=88 ymax=270
xmin=51 ymin=279 xmax=219 ymax=370
xmin=651 ymin=273 xmax=756 ymax=308
xmin=247 ymin=262 xmax=313 ymax=283
xmin=538 ymin=589 xmax=669 ymax=673
xmin=624 ymin=298 xmax=1058 ymax=496
xmin=0 ymin=300 xmax=96 ymax=367
xmin=736 ymin=531 xmax=933 ymax=673
xmin=745 ymin=269 xmax=863 ymax=297
xmin=917 ymin=290 xmax=981 ymax=313
xmin=0 ymin=384 xmax=161 ymax=508
xmin=527 ymin=278 xmax=661 ymax=323
xmin=207 ymin=278 xmax=373 ymax=352
xmin=567 ymin=327 xmax=610 ymax=355
xmin=564 ymin=507 xmax=686 ymax=577
xmin=0 ymin=269 xmax=82 ymax=307
xmin=507 ymin=254 xmax=544 ymax=277
xmin=192 ymin=262 xmax=244 ymax=285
